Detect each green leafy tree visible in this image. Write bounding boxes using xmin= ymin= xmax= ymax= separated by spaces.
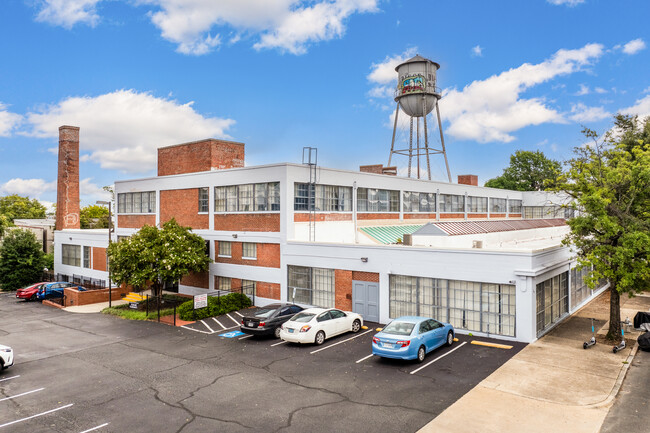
xmin=107 ymin=219 xmax=211 ymax=298
xmin=0 ymin=194 xmax=47 ymax=222
xmin=485 ymin=150 xmax=562 ymax=191
xmin=0 ymin=229 xmax=46 ymax=291
xmin=559 ymin=116 xmax=650 ymax=340
xmin=0 ymin=214 xmax=9 ymax=238
xmin=80 ymin=205 xmax=110 ymax=229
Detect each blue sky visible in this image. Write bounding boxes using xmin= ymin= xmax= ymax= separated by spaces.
xmin=0 ymin=0 xmax=648 ymax=208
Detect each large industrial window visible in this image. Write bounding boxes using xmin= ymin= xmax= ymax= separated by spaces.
xmin=83 ymin=246 xmax=91 ymax=268
xmin=216 ymin=276 xmax=231 ymax=292
xmin=357 ymin=188 xmax=399 ymax=212
xmin=62 ymin=244 xmax=81 ymax=267
xmin=536 ymin=272 xmax=569 ymax=336
xmin=508 ymin=199 xmax=522 ymax=214
xmin=294 ymin=184 xmax=352 ymax=211
xmin=198 ymin=187 xmax=209 ymax=212
xmin=218 ymin=241 xmax=232 ymax=257
xmin=490 ymin=198 xmax=507 ymax=213
xmin=242 ymin=279 xmax=256 ymax=297
xmin=214 ymin=182 xmax=280 ymax=212
xmin=439 ymin=194 xmax=464 ymax=212
xmin=466 ymin=196 xmax=487 ymax=213
xmin=287 ymin=265 xmax=335 ymax=308
xmin=523 ymin=206 xmax=565 ymax=219
xmin=117 ymin=191 xmax=156 ymax=213
xmin=570 ymin=265 xmax=604 ymax=309
xmin=403 ymin=191 xmax=436 ymax=213
xmin=389 ymin=275 xmax=516 ymax=337
xmin=242 ymin=242 xmax=257 ymax=259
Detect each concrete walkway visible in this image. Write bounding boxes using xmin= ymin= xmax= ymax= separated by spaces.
xmin=419 ymin=290 xmax=650 ymax=433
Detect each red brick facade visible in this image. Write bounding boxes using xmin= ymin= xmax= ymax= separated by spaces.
xmin=294 ymin=213 xmax=352 ymax=222
xmin=92 ymin=247 xmax=107 ymax=272
xmin=458 ymin=174 xmax=479 ymax=186
xmin=357 ymin=213 xmax=400 ymax=220
xmin=118 ymin=214 xmax=156 ymax=228
xmin=257 ymin=282 xmax=281 ymax=300
xmin=440 ymin=213 xmax=465 ymax=219
xmin=334 ymin=269 xmax=353 ymax=311
xmin=215 ymin=241 xmax=281 ymax=268
xmin=56 ymin=126 xmax=80 ymax=230
xmin=404 ymin=213 xmax=437 ymax=220
xmin=181 ymin=271 xmax=210 ymax=289
xmin=214 ymin=214 xmax=280 ymax=232
xmin=490 ymin=213 xmax=506 ymax=218
xmin=160 ymin=189 xmax=209 ymax=229
xmin=352 ymin=271 xmax=379 ymax=283
xmin=158 ymin=139 xmax=245 ymax=176
xmin=62 ymin=285 xmax=130 ymax=307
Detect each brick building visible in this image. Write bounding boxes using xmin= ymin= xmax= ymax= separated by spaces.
xmin=54 ymin=136 xmax=608 ymax=343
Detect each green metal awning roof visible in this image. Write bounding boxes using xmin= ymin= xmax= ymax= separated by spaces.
xmin=359 ymin=225 xmax=423 ymax=245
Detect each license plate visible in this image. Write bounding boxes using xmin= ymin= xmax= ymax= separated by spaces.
xmin=288 ymin=328 xmax=294 ymax=333
xmin=382 ymin=343 xmax=394 ymax=349
xmin=247 ymin=322 xmax=254 ymax=327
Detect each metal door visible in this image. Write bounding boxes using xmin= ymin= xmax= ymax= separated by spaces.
xmin=352 ymin=281 xmax=379 ymax=323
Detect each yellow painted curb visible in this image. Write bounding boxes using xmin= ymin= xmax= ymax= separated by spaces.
xmin=471 ymin=340 xmax=512 ymax=349
xmin=361 ymin=326 xmax=368 ymax=330
xmin=376 ymin=328 xmax=383 ymax=332
xmin=453 ymin=338 xmax=459 ymax=342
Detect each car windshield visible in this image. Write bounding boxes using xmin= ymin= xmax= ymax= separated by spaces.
xmin=254 ymin=308 xmax=276 ymax=319
xmin=291 ymin=312 xmax=316 ymax=323
xmin=382 ymin=321 xmax=415 ymax=336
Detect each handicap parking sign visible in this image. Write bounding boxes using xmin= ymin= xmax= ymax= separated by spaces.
xmin=220 ymin=331 xmax=245 ymax=338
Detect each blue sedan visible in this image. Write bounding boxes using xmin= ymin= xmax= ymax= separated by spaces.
xmin=37 ymin=282 xmax=85 ymax=300
xmin=372 ymin=316 xmax=454 ymax=362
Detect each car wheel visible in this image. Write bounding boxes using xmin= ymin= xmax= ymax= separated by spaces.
xmin=417 ymin=345 xmax=426 ymax=363
xmin=274 ymin=327 xmax=282 ymax=339
xmin=30 ymin=294 xmax=37 ymax=301
xmin=446 ymin=331 xmax=454 ymax=347
xmin=315 ymin=331 xmax=326 ymax=345
xmin=351 ymin=319 xmax=361 ymax=333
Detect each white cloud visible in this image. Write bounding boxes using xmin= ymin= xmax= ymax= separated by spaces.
xmin=35 ymin=0 xmax=102 ymax=29
xmin=547 ymin=0 xmax=585 ymax=6
xmin=0 ymin=178 xmax=56 ymax=197
xmin=622 ymin=38 xmax=646 ymax=55
xmin=569 ymin=103 xmax=610 ymax=123
xmin=441 ymin=43 xmax=604 ymax=142
xmin=367 ymin=47 xmax=418 ymax=100
xmin=621 ymin=94 xmax=650 ymax=118
xmin=23 ymin=89 xmax=235 ymax=173
xmin=471 ymin=45 xmax=483 ymax=57
xmin=0 ymin=103 xmax=22 ymax=137
xmin=80 ymin=178 xmax=112 ymax=202
xmin=576 ymin=84 xmax=590 ymax=95
xmin=594 ymin=87 xmax=607 ymax=94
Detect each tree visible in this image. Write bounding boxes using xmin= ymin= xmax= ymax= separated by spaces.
xmin=107 ymin=219 xmax=211 ymax=298
xmin=0 ymin=194 xmax=47 ymax=222
xmin=80 ymin=205 xmax=110 ymax=229
xmin=559 ymin=116 xmax=650 ymax=340
xmin=0 ymin=229 xmax=46 ymax=291
xmin=485 ymin=150 xmax=562 ymax=191
xmin=0 ymin=214 xmax=9 ymax=238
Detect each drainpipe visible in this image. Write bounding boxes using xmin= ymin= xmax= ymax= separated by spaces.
xmin=353 ymin=181 xmax=358 ymax=244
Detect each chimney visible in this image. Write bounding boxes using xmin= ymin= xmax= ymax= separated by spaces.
xmin=458 ymin=174 xmax=478 ymax=186
xmin=360 ymin=164 xmax=398 ymax=176
xmin=56 ymin=126 xmax=80 ymax=230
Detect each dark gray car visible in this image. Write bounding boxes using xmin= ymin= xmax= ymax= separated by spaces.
xmin=240 ymin=303 xmax=304 ymax=338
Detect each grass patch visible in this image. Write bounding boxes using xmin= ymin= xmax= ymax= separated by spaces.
xmin=102 ymin=303 xmax=175 ymax=321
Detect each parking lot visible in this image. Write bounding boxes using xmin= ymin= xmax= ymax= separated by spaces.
xmin=1 ymin=292 xmax=525 ymax=432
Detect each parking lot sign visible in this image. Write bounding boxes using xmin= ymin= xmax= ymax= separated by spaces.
xmin=194 ymin=294 xmax=208 ymax=309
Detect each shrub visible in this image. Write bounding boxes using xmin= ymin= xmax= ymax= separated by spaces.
xmin=178 ymin=292 xmax=252 ymax=321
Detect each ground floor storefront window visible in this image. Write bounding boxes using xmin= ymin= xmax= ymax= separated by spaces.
xmin=536 ymin=272 xmax=568 ymax=336
xmin=389 ymin=275 xmax=516 ymax=337
xmin=287 ymin=265 xmax=335 ymax=308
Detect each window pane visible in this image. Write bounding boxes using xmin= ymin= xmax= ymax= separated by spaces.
xmin=242 ymin=242 xmax=257 ymax=259
xmin=226 ymin=186 xmax=238 ymax=212
xmin=255 ymin=183 xmax=268 ymax=211
xmin=269 ymin=182 xmax=280 ymax=211
xmin=215 ymin=186 xmax=226 ymax=212
xmin=218 ymin=241 xmax=232 ymax=257
xmin=198 ymin=187 xmax=209 ymax=212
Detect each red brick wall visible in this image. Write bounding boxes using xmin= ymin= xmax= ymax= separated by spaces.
xmin=490 ymin=213 xmax=506 ymax=218
xmin=158 ymin=139 xmax=245 ymax=176
xmin=181 ymin=271 xmax=209 ymax=289
xmin=335 ymin=269 xmax=352 ymax=311
xmin=360 ymin=164 xmax=383 ymax=174
xmin=92 ymin=247 xmax=107 ymax=272
xmin=257 ymin=282 xmax=281 ymax=300
xmin=215 ymin=241 xmax=280 ymax=268
xmin=509 ymin=214 xmax=522 ymax=218
xmin=160 ymin=189 xmax=209 ymax=229
xmin=352 ymin=271 xmax=379 ymax=283
xmin=214 ymin=214 xmax=280 ymax=232
xmin=458 ymin=174 xmax=478 ymax=186
xmin=56 ymin=126 xmax=80 ymax=230
xmin=468 ymin=214 xmax=488 ymax=219
xmin=294 ymin=213 xmax=352 ymax=222
xmin=118 ymin=214 xmax=156 ymax=228
xmin=63 ymin=285 xmax=130 ymax=307
xmin=357 ymin=213 xmax=400 ymax=220
xmin=440 ymin=213 xmax=464 ymax=219
xmin=404 ymin=213 xmax=437 ymax=220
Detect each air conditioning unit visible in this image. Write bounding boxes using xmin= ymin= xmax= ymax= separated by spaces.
xmin=403 ymin=234 xmax=412 ymax=246
xmin=472 ymin=240 xmax=483 ymax=249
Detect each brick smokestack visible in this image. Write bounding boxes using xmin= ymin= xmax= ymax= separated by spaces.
xmin=56 ymin=126 xmax=80 ymax=230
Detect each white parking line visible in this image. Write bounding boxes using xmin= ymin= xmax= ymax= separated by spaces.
xmin=355 ymin=354 xmax=374 ymax=364
xmin=0 ymin=388 xmax=44 ymax=402
xmin=234 ymin=311 xmax=244 ymax=317
xmin=226 ymin=313 xmax=240 ymax=326
xmin=310 ymin=329 xmax=373 ymax=354
xmin=0 ymin=403 xmax=74 ymax=428
xmin=0 ymin=375 xmax=19 ymax=383
xmin=409 ymin=342 xmax=467 ymax=375
xmin=180 ymin=325 xmax=212 ymax=334
xmin=79 ymin=422 xmax=110 ymax=433
xmin=238 ymin=335 xmax=253 ymax=340
xmin=211 ymin=317 xmax=226 ymax=329
xmin=200 ymin=319 xmax=215 ymax=333
xmin=271 ymin=340 xmax=288 ymax=347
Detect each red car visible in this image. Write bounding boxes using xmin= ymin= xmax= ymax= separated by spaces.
xmin=16 ymin=282 xmax=47 ymax=301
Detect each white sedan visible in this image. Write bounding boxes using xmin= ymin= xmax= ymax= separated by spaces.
xmin=279 ymin=307 xmax=363 ymax=345
xmin=0 ymin=344 xmax=14 ymax=370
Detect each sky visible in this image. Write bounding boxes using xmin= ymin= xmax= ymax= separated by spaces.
xmin=0 ymin=0 xmax=649 ymax=209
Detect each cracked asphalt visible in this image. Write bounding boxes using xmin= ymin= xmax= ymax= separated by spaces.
xmin=0 ymin=292 xmax=525 ymax=432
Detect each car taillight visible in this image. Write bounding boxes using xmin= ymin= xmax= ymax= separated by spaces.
xmin=259 ymin=322 xmax=266 ymax=327
xmin=396 ymin=340 xmax=410 ymax=348
xmin=300 ymin=325 xmax=311 ymax=333
xmin=372 ymin=336 xmax=380 ymax=344
xmin=241 ymin=320 xmax=244 ymax=325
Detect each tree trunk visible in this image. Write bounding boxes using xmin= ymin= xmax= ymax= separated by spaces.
xmin=606 ymin=284 xmax=621 ymax=341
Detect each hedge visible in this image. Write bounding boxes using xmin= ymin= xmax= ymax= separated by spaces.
xmin=178 ymin=292 xmax=252 ymax=321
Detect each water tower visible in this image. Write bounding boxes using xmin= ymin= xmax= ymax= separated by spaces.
xmin=387 ymin=55 xmax=451 ymax=181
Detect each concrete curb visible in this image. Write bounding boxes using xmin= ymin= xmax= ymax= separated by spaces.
xmin=590 ymin=342 xmax=639 ymax=409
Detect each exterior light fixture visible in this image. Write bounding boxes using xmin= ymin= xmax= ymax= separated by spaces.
xmin=232 ymin=234 xmax=238 ymax=239
xmin=361 ymin=257 xmax=368 ymax=263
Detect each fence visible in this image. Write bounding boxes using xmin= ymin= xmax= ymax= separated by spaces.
xmin=41 ymin=271 xmax=107 ymax=291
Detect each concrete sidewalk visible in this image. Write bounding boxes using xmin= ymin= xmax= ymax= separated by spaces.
xmin=419 ymin=290 xmax=650 ymax=433
xmin=63 ymin=298 xmax=129 ymax=313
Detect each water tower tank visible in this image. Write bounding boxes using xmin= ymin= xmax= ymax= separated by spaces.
xmin=394 ymin=55 xmax=441 ymax=117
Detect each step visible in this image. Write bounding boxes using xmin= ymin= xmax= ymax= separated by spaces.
xmin=123 ymin=293 xmax=146 ymax=302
